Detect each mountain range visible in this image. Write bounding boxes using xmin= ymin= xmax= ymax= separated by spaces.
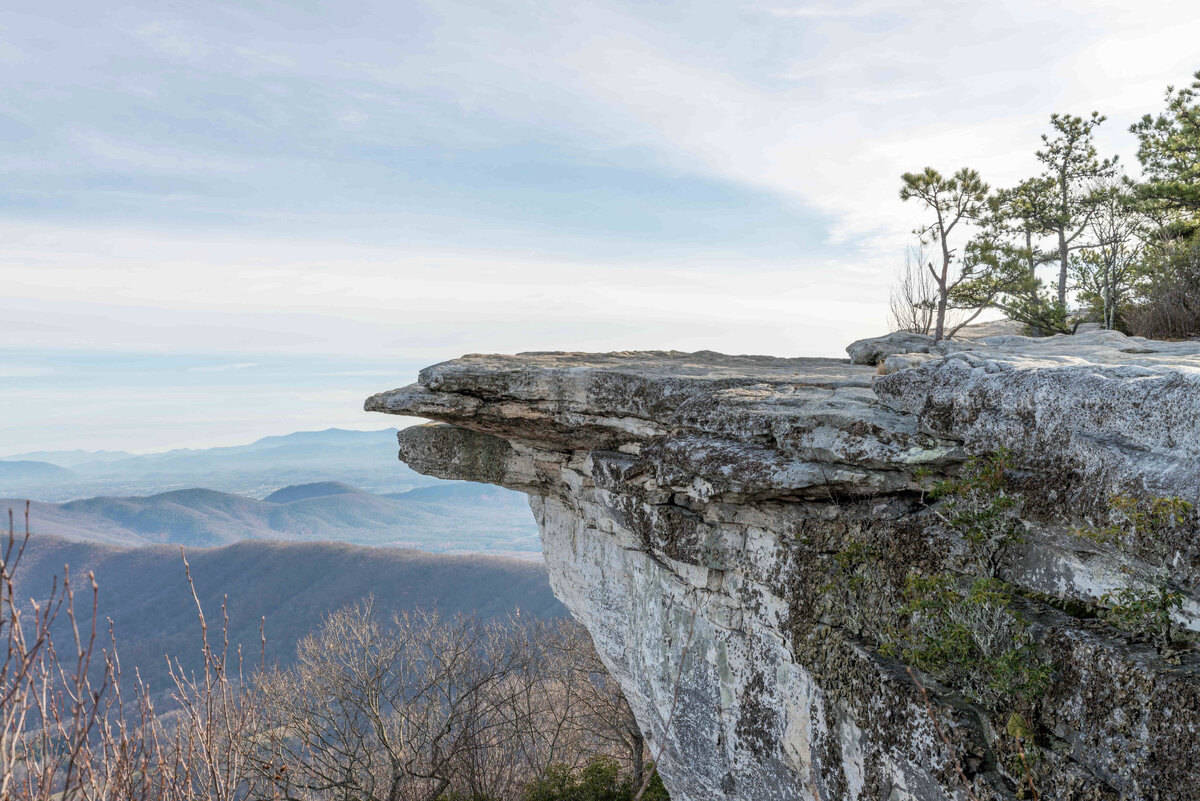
xmin=3 ymin=427 xmax=561 ymax=708
xmin=0 ymin=428 xmax=435 ymax=502
xmin=4 ymin=480 xmax=540 ymax=555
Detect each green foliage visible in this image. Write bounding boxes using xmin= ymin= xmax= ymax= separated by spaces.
xmin=985 ymin=176 xmax=1067 ymax=334
xmin=821 ymin=541 xmax=892 ymax=637
xmin=832 ymin=540 xmax=875 ymax=573
xmin=1034 ymin=112 xmax=1121 ymax=309
xmin=950 ymin=229 xmax=1031 ymax=319
xmin=890 ymin=451 xmax=1052 ymax=714
xmin=931 ymin=449 xmax=1026 ymax=579
xmin=981 ymin=112 xmax=1123 ymax=325
xmin=1005 ymin=712 xmax=1035 ymax=741
xmin=1075 ymin=494 xmax=1193 ymax=649
xmin=899 ymin=168 xmax=990 ymax=238
xmin=994 ymin=274 xmax=1072 ymax=335
xmin=883 ymin=575 xmax=1052 ymax=714
xmin=1034 ymin=113 xmax=1120 ymax=215
xmin=898 ymin=167 xmax=999 ymax=340
xmin=1131 ymin=70 xmax=1200 ymax=217
xmin=522 ymin=758 xmax=668 ymax=801
xmin=1075 ymin=494 xmax=1193 ymax=549
xmin=1100 ymin=582 xmax=1184 ymax=649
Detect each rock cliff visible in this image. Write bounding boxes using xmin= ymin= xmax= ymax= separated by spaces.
xmin=366 ymin=329 xmax=1200 ymax=800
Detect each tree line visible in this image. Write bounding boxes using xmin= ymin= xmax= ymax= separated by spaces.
xmin=892 ymin=70 xmax=1200 ymax=341
xmin=1 ymin=507 xmax=669 ymax=801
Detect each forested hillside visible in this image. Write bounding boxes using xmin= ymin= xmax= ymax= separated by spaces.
xmin=13 ymin=533 xmax=565 ymax=697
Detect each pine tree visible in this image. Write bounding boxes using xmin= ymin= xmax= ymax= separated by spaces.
xmin=1131 ymin=71 xmax=1200 ymax=222
xmin=988 ymin=177 xmax=1063 ymax=334
xmin=898 ymin=167 xmax=990 ymax=341
xmin=1034 ymin=113 xmax=1119 ymax=309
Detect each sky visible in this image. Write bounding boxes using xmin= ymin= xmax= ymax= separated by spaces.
xmin=3 ymin=0 xmax=1199 ymax=453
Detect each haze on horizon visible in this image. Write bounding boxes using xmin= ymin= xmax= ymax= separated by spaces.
xmin=3 ymin=0 xmax=1197 ymax=453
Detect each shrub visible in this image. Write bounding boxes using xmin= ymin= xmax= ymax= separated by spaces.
xmin=1075 ymin=494 xmax=1193 ymax=649
xmin=523 ymin=757 xmax=667 ymax=801
xmin=1125 ymin=234 xmax=1200 ymax=339
xmin=930 ymin=449 xmax=1027 ymax=579
xmin=883 ymin=574 xmax=1052 ymax=714
xmin=1099 ymin=582 xmax=1184 ymax=649
xmin=1076 ymin=494 xmax=1194 ymax=553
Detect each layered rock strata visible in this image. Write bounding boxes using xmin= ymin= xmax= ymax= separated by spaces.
xmin=366 ymin=330 xmax=1200 ymax=800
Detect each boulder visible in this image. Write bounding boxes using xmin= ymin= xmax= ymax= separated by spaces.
xmin=844 ymin=330 xmax=934 ymax=364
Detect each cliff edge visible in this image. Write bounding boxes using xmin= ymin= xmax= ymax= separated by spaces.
xmin=366 ymin=329 xmax=1200 ymax=800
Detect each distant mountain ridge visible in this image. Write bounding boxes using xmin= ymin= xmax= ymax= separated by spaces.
xmin=263 ymin=481 xmax=360 ymax=503
xmin=1 ymin=449 xmax=133 ymax=467
xmin=4 ymin=481 xmax=540 ymax=555
xmin=0 ymin=428 xmax=436 ymax=502
xmin=0 ymin=460 xmax=75 ymax=481
xmin=14 ymin=534 xmax=564 ymax=697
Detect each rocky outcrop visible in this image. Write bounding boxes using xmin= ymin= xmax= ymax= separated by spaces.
xmin=366 ymin=330 xmax=1200 ymax=800
xmin=846 ymin=331 xmax=938 ymax=365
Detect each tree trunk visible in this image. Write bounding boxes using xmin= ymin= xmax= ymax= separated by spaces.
xmin=1057 ymin=228 xmax=1069 ymax=309
xmin=1025 ymin=230 xmax=1044 ymax=337
xmin=934 ymin=245 xmax=951 ymax=342
xmin=1103 ymin=262 xmax=1111 ymax=329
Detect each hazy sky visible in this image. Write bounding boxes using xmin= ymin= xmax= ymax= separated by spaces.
xmin=3 ymin=0 xmax=1198 ymax=452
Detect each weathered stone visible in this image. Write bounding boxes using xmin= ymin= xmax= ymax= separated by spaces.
xmin=879 ymin=352 xmax=940 ymax=374
xmin=367 ymin=329 xmax=1200 ymax=801
xmin=845 ymin=331 xmax=936 ymax=365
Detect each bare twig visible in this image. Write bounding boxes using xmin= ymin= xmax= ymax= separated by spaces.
xmin=1015 ymin=735 xmax=1040 ymax=801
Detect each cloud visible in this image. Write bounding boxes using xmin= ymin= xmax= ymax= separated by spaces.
xmin=1 ymin=0 xmax=1195 ymax=450
xmin=186 ymin=362 xmax=258 ymax=373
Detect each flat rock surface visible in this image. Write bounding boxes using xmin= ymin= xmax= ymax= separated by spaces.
xmin=368 ymin=330 xmax=1200 ymax=502
xmin=947 ymin=327 xmax=1200 ymax=366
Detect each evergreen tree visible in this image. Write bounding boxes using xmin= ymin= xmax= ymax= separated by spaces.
xmin=1131 ymin=71 xmax=1200 ymax=222
xmin=988 ymin=177 xmax=1064 ymax=334
xmin=898 ymin=167 xmax=990 ymax=341
xmin=1034 ymin=113 xmax=1119 ymax=309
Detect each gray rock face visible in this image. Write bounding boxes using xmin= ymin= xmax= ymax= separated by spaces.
xmin=845 ymin=331 xmax=936 ymax=365
xmin=366 ymin=331 xmax=1200 ymax=801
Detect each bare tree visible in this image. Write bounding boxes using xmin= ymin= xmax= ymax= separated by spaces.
xmin=1 ymin=506 xmax=271 ymax=801
xmin=0 ymin=503 xmax=146 ymax=801
xmin=2 ymin=507 xmax=659 ymax=801
xmin=888 ymin=245 xmax=938 ymax=335
xmin=157 ymin=549 xmax=269 ymax=801
xmin=550 ymin=620 xmax=647 ymax=786
xmin=251 ymin=600 xmax=534 ymax=801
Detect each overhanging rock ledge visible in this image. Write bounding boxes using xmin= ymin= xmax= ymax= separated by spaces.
xmin=366 ymin=331 xmax=1200 ymax=801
